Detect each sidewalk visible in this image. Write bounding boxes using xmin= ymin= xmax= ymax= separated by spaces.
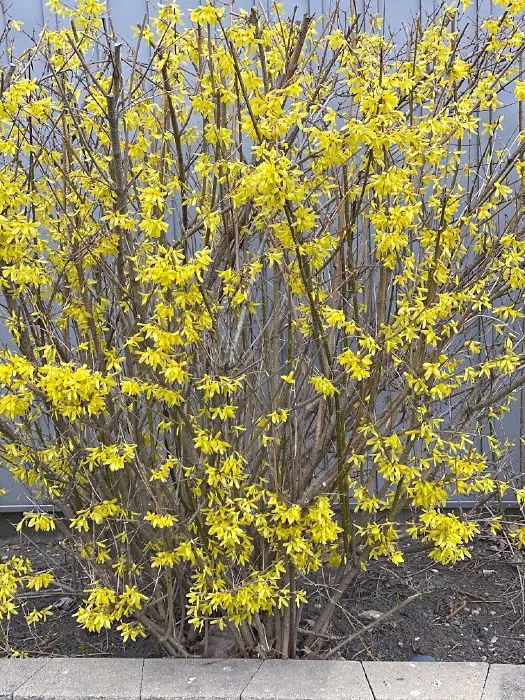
xmin=1 ymin=657 xmax=523 ymax=700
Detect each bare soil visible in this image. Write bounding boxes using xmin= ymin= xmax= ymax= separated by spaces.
xmin=310 ymin=534 xmax=525 ymax=663
xmin=1 ymin=518 xmax=525 ymax=661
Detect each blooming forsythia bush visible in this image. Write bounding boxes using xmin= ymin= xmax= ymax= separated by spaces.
xmin=0 ymin=0 xmax=525 ymax=657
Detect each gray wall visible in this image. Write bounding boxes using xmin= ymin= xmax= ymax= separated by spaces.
xmin=2 ymin=0 xmax=498 ymax=37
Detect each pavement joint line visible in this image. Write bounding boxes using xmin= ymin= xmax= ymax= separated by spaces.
xmin=2 ymin=658 xmax=52 ymax=700
xmin=21 ymin=658 xmax=52 ymax=692
xmin=361 ymin=659 xmax=375 ymax=700
xmin=139 ymin=658 xmax=145 ymax=700
xmin=238 ymin=658 xmax=263 ymax=700
xmin=2 ymin=659 xmax=524 ymax=700
xmin=480 ymin=662 xmax=490 ymax=700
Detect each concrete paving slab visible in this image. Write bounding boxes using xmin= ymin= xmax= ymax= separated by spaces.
xmin=363 ymin=661 xmax=489 ymax=700
xmin=481 ymin=664 xmax=525 ymax=700
xmin=142 ymin=659 xmax=262 ymax=700
xmin=0 ymin=659 xmax=50 ymax=700
xmin=13 ymin=658 xmax=143 ymax=700
xmin=242 ymin=660 xmax=373 ymax=700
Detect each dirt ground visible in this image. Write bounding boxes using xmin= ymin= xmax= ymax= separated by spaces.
xmin=310 ymin=534 xmax=525 ymax=663
xmin=1 ymin=518 xmax=525 ymax=661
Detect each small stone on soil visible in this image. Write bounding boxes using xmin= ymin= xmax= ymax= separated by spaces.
xmin=359 ymin=610 xmax=382 ymax=621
